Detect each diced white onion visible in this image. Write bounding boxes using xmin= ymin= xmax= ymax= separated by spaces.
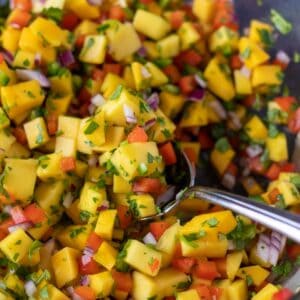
xmin=208 ymin=100 xmax=227 ymax=120
xmin=143 ymin=232 xmax=157 ymax=245
xmin=25 ymin=280 xmax=37 ymax=297
xmin=221 ymin=173 xmax=236 ymax=190
xmin=123 ymin=104 xmax=137 ymax=124
xmin=88 ymin=104 xmax=96 ymax=115
xmin=88 ymin=155 xmax=98 ymax=167
xmin=257 ymin=233 xmax=270 ymax=263
xmin=81 ymin=254 xmax=92 ymax=266
xmin=62 ymin=192 xmax=74 ymax=208
xmin=240 ymin=66 xmax=251 ymax=79
xmin=228 ymin=111 xmax=242 ymax=130
xmin=141 ymin=66 xmax=151 ymax=79
xmin=8 ymin=222 xmax=32 ymax=233
xmin=246 ymin=144 xmax=263 ymax=158
xmin=276 ymin=50 xmax=291 ymax=65
xmin=91 ymin=94 xmax=105 ymax=108
xmin=194 ymin=74 xmax=207 ymax=88
xmin=118 ymin=0 xmax=127 ymax=7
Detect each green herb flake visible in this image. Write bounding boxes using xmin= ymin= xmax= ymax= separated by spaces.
xmin=84 ymin=120 xmax=99 ymax=135
xmin=35 ymin=123 xmax=44 ymax=145
xmin=138 ymin=163 xmax=148 ymax=175
xmin=270 ymin=9 xmax=293 ymax=35
xmin=246 ymin=275 xmax=254 ymax=286
xmin=97 ymin=23 xmax=110 ymax=33
xmin=81 ymin=37 xmax=95 ymax=57
xmin=257 ymin=29 xmax=274 ymax=48
xmin=69 ymin=227 xmax=86 ymax=238
xmin=28 ymin=240 xmax=42 ymax=259
xmin=241 ymin=47 xmax=251 ymax=59
xmin=161 ymin=84 xmax=180 ymax=95
xmin=39 ymin=285 xmax=49 ymax=299
xmin=79 ymin=210 xmax=92 ymax=222
xmin=152 ymin=58 xmax=172 ymax=68
xmin=42 ymin=7 xmax=63 ymax=23
xmin=272 ymin=260 xmax=292 ymax=277
xmin=291 ymin=175 xmax=300 ymax=188
xmin=294 ymin=51 xmax=300 ymax=63
xmin=257 ymin=0 xmax=263 ymax=6
xmin=110 ymin=85 xmax=123 ymax=100
xmin=161 ymin=128 xmax=172 ymax=139
xmin=0 ymin=71 xmax=9 ymax=86
xmin=215 ymin=137 xmax=230 ymax=153
xmin=206 ymin=217 xmax=219 ymax=228
xmin=268 ymin=124 xmax=279 ymax=138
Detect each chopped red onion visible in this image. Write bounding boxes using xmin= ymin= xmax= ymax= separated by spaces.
xmin=25 ymin=280 xmax=37 ymax=297
xmin=88 ymin=155 xmax=98 ymax=167
xmin=240 ymin=66 xmax=251 ymax=79
xmin=143 ymin=118 xmax=156 ymax=130
xmin=292 ymin=133 xmax=300 ymax=171
xmin=137 ymin=47 xmax=147 ymax=57
xmin=1 ymin=50 xmax=13 ymax=66
xmin=16 ymin=69 xmax=51 ymax=88
xmin=146 ymin=93 xmax=159 ymax=111
xmin=91 ymin=94 xmax=105 ymax=108
xmin=8 ymin=221 xmax=33 ymax=233
xmin=88 ymin=104 xmax=96 ymax=115
xmin=34 ymin=53 xmax=42 ymax=67
xmin=83 ymin=246 xmax=94 ymax=257
xmin=10 ymin=23 xmax=21 ymax=29
xmin=62 ymin=192 xmax=74 ymax=208
xmin=228 ymin=111 xmax=242 ymax=130
xmin=188 ymin=89 xmax=205 ymax=101
xmin=208 ymin=100 xmax=227 ymax=120
xmin=156 ymin=186 xmax=176 ymax=207
xmin=87 ymin=0 xmax=103 ymax=5
xmin=276 ymin=50 xmax=290 ymax=66
xmin=59 ymin=50 xmax=75 ymax=67
xmin=143 ymin=232 xmax=157 ymax=245
xmin=141 ymin=66 xmax=151 ymax=79
xmin=257 ymin=233 xmax=270 ymax=263
xmin=123 ymin=104 xmax=137 ymax=124
xmin=271 ymin=231 xmax=286 ymax=254
xmin=194 ymin=74 xmax=207 ymax=88
xmin=221 ymin=172 xmax=236 ymax=190
xmin=246 ymin=144 xmax=263 ymax=158
xmin=81 ymin=254 xmax=92 ymax=266
xmin=80 ymin=275 xmax=90 ymax=286
xmin=97 ymin=201 xmax=109 ymax=211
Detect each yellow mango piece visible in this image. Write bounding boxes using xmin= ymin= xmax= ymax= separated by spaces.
xmin=88 ymin=272 xmax=114 ymax=297
xmin=93 ymin=241 xmax=117 ymax=270
xmin=3 ymin=158 xmax=37 ymax=203
xmin=51 ymin=247 xmax=80 ymax=288
xmin=113 ymin=175 xmax=132 ymax=193
xmin=0 ymin=289 xmax=14 ymax=300
xmin=79 ymin=35 xmax=107 ymax=64
xmin=143 ymin=41 xmax=160 ymax=59
xmin=211 ymin=147 xmax=235 ymax=175
xmin=178 ymin=22 xmax=201 ymax=51
xmin=101 ymin=73 xmax=126 ymax=99
xmin=65 ymin=0 xmax=100 ymax=19
xmin=252 ymin=65 xmax=283 ymax=87
xmin=0 ymin=60 xmax=17 ymax=87
xmin=180 ymin=101 xmax=208 ymax=127
xmin=132 ymin=61 xmax=152 ymax=90
xmin=1 ymin=80 xmax=45 ymax=121
xmin=209 ymin=26 xmax=239 ymax=53
xmin=244 ymin=115 xmax=268 ymax=143
xmin=156 ymin=222 xmax=180 ymax=255
xmin=276 ymin=181 xmax=300 ymax=206
xmin=55 ymin=136 xmax=76 ymax=157
xmin=4 ymin=274 xmax=24 ymax=296
xmin=252 ymin=283 xmax=279 ymax=300
xmin=160 ymin=91 xmax=185 ymax=119
xmin=0 ymin=229 xmax=33 ymax=263
xmin=234 ymin=70 xmax=252 ymax=95
xmin=241 ymin=177 xmax=264 ymax=196
xmin=49 ymin=70 xmax=73 ymax=96
xmin=24 ymin=117 xmax=50 ymax=149
xmin=128 ymin=194 xmax=157 ymax=218
xmin=249 ymin=20 xmax=273 ymax=47
xmin=132 ymin=271 xmax=158 ymax=300
xmin=226 ymin=251 xmax=244 ymax=280
xmin=227 ymin=280 xmax=248 ymax=300
xmin=13 ymin=50 xmax=35 ymax=69
xmin=204 ymin=57 xmax=235 ymax=101
xmin=266 ymin=133 xmax=288 ymax=162
xmin=157 ymin=34 xmax=180 ymax=58
xmin=57 ymin=116 xmax=80 ymax=139
xmin=57 ymin=225 xmax=91 ymax=251
xmin=1 ymin=27 xmax=21 ymax=54
xmin=192 ymin=0 xmax=216 ymax=23
xmin=238 ymin=37 xmax=270 ymax=69
xmin=43 ymin=284 xmax=69 ymax=300
xmin=237 ymin=265 xmax=270 ymax=287
xmin=133 ymin=9 xmax=171 ymax=40
xmin=146 ymin=62 xmax=169 ymax=87
xmin=95 ymin=210 xmax=117 ymax=240
xmin=177 ymin=289 xmax=200 ymax=300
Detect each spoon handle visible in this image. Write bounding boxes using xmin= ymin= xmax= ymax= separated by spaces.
xmin=183 ymin=186 xmax=300 ymax=244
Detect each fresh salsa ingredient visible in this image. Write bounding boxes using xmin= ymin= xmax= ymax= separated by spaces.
xmin=0 ymin=0 xmax=298 ymax=299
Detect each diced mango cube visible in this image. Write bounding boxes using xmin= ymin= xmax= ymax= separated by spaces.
xmin=177 ymin=290 xmax=200 ymax=300
xmin=266 ymin=133 xmax=288 ymax=162
xmin=94 ymin=210 xmax=117 ymax=240
xmin=88 ymin=271 xmax=114 ymax=297
xmin=252 ymin=283 xmax=279 ymax=300
xmin=234 ymin=70 xmax=252 ymax=95
xmin=237 ymin=265 xmax=270 ymax=286
xmin=132 ymin=271 xmax=158 ymax=300
xmin=93 ymin=241 xmax=117 ymax=270
xmin=79 ymin=35 xmax=107 ymax=64
xmin=37 ymin=153 xmax=66 ymax=181
xmin=244 ymin=115 xmax=268 ymax=143
xmin=157 ymin=34 xmax=180 ymax=58
xmin=128 ymin=194 xmax=157 ymax=218
xmin=252 ymin=65 xmax=283 ymax=88
xmin=178 ymin=22 xmax=201 ymax=50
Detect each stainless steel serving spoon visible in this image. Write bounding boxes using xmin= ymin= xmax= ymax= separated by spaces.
xmin=140 ymin=148 xmax=300 ymax=295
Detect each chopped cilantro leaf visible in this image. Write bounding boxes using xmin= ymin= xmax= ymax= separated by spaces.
xmin=270 ymin=9 xmax=293 ymax=35
xmin=84 ymin=120 xmax=99 ymax=135
xmin=110 ymin=85 xmax=123 ymax=100
xmin=215 ymin=137 xmax=230 ymax=153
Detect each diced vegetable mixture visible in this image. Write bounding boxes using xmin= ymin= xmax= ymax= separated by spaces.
xmin=0 ymin=0 xmax=298 ymax=299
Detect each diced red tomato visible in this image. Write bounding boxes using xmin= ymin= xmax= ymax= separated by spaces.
xmin=230 ymin=55 xmax=243 ymax=69
xmin=78 ymin=257 xmax=101 ymax=275
xmin=173 ymin=243 xmax=183 ymax=258
xmin=178 ymin=75 xmax=197 ymax=94
xmin=265 ymin=163 xmax=281 ymax=180
xmin=268 ymin=188 xmax=281 ymax=205
xmin=194 ymin=261 xmax=220 ymax=280
xmin=10 ymin=206 xmax=27 ymax=224
xmin=78 ymin=87 xmax=92 ymax=104
xmin=159 ymin=142 xmax=177 ymax=165
xmin=103 ymin=63 xmax=122 ymax=76
xmin=272 ymin=288 xmax=293 ymax=300
xmin=75 ymin=35 xmax=86 ymax=49
xmin=0 ymin=54 xmax=4 ymax=64
xmin=23 ymin=203 xmax=47 ymax=224
xmin=127 ymin=126 xmax=148 ymax=143
xmin=12 ymin=127 xmax=27 ymax=145
xmin=11 ymin=0 xmax=32 ymax=11
xmin=109 ymin=5 xmax=125 ymax=22
xmin=111 ymin=269 xmax=133 ymax=293
xmin=170 ymin=10 xmax=186 ymax=30
xmin=171 ymin=257 xmax=196 ymax=274
xmin=288 ymin=107 xmax=300 ymax=133
xmin=0 ymin=218 xmax=14 ymax=235
xmin=280 ymin=162 xmax=296 ymax=172
xmin=287 ymin=244 xmax=300 ymax=260
xmin=8 ymin=9 xmax=31 ymax=28
xmin=74 ymin=286 xmax=96 ymax=300
xmin=183 ymin=147 xmax=197 ymax=164
xmin=163 ymin=64 xmax=181 ymax=84
xmin=175 ymin=50 xmax=202 ymax=68
xmin=46 ymin=115 xmax=58 ymax=136
xmin=194 ymin=285 xmax=212 ymax=300
xmin=133 ymin=178 xmax=165 ymax=195
xmin=148 ymin=257 xmax=160 ymax=273
xmin=226 ymin=162 xmax=238 ymax=177
xmin=198 ymin=130 xmax=214 ymax=149
xmin=117 ymin=205 xmax=132 ymax=229
xmin=60 ymin=157 xmax=76 ymax=172
xmin=210 ymin=287 xmax=223 ymax=299
xmin=149 ymin=221 xmax=170 ymax=240
xmin=61 ymin=12 xmax=80 ymax=31
xmin=213 ymin=257 xmax=227 ymax=278
xmin=92 ymin=68 xmax=105 ymax=82
xmin=86 ymin=232 xmax=103 ymax=252
xmin=242 ymin=95 xmax=256 ymax=107
xmin=275 ymin=96 xmax=296 ymax=112
xmin=248 ymin=156 xmax=266 ymax=174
